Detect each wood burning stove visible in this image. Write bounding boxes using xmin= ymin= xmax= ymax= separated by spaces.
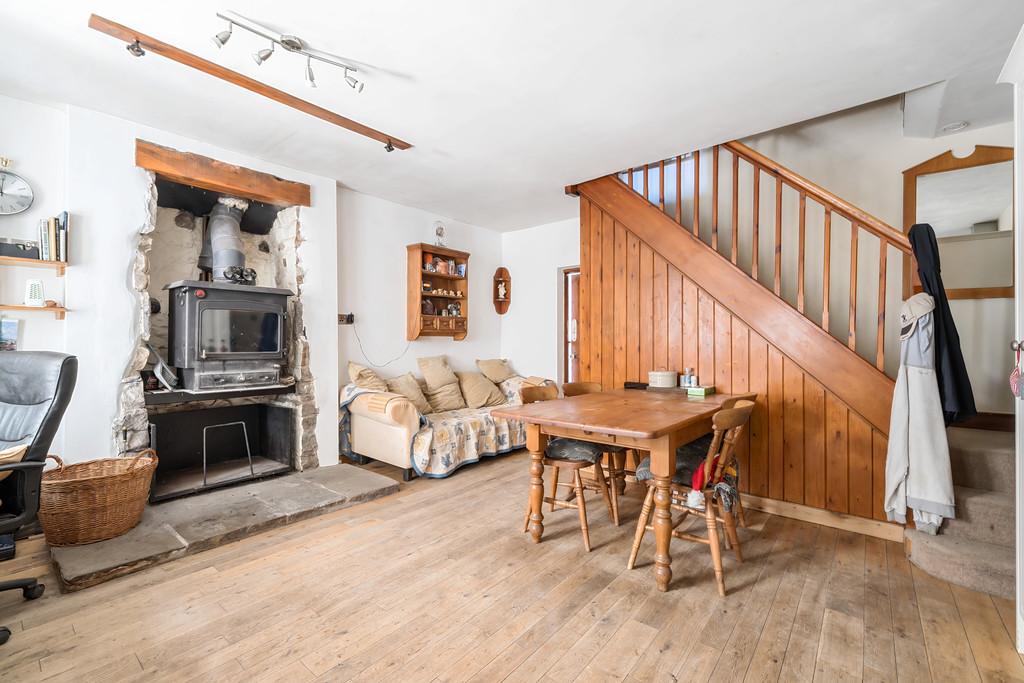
xmin=165 ymin=279 xmax=292 ymax=391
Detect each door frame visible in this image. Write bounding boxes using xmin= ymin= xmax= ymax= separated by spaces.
xmin=559 ymin=266 xmax=580 ymax=384
xmin=998 ymin=30 xmax=1024 ymax=653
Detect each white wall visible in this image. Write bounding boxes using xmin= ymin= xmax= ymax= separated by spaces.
xmin=743 ymin=97 xmax=1015 ymax=413
xmin=337 ymin=188 xmax=503 ymax=379
xmin=0 ymin=99 xmax=340 ymax=466
xmin=499 ymin=217 xmax=580 ymax=381
xmin=0 ymin=94 xmax=67 ymax=352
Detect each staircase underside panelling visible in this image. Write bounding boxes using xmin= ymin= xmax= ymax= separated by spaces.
xmin=578 ymin=192 xmax=891 ymax=521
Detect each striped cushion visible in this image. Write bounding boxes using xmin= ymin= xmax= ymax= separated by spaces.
xmin=545 ymin=437 xmax=604 ymax=463
xmin=635 ymin=434 xmax=714 ymax=483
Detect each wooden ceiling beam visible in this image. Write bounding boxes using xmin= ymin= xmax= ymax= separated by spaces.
xmin=88 ymin=14 xmax=412 ymax=151
xmin=136 ymin=139 xmax=312 ymax=207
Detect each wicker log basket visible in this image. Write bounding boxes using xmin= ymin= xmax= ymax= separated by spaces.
xmin=38 ymin=449 xmax=158 ymax=546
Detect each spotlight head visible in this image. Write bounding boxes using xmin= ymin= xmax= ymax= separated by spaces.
xmin=345 ymin=71 xmax=364 ymax=93
xmin=384 ymin=139 xmax=395 ymax=153
xmin=212 ymin=26 xmax=232 ymax=48
xmin=305 ymin=57 xmax=316 ymax=88
xmin=126 ymin=40 xmax=146 ymax=57
xmin=253 ymin=46 xmax=274 ymax=65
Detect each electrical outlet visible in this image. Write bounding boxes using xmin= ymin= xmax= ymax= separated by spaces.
xmin=338 ymin=313 xmax=355 ymax=325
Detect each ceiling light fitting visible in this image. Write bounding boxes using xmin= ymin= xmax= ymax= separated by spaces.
xmin=212 ymin=22 xmax=232 ymax=48
xmin=305 ymin=56 xmax=316 ymax=88
xmin=88 ymin=14 xmax=411 ymax=151
xmin=253 ymin=44 xmax=274 ymax=65
xmin=214 ymin=10 xmax=363 ymax=93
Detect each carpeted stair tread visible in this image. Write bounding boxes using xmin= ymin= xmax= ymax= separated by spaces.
xmin=906 ymin=528 xmax=1013 ymax=599
xmin=941 ymin=486 xmax=1014 ymax=547
xmin=947 ymin=427 xmax=1015 ymax=494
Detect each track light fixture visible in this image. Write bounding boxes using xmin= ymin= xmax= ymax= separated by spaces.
xmin=305 ymin=56 xmax=316 ymax=88
xmin=126 ymin=40 xmax=145 ymax=57
xmin=212 ymin=23 xmax=232 ymax=48
xmin=253 ymin=44 xmax=274 ymax=65
xmin=213 ymin=11 xmax=365 ymax=93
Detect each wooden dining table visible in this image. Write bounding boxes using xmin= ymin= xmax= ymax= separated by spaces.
xmin=492 ymin=388 xmax=733 ymax=592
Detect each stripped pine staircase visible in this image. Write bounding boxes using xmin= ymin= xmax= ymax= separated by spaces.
xmin=568 ymin=141 xmax=1014 ymax=598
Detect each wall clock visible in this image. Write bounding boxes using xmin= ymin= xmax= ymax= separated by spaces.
xmin=0 ymin=170 xmax=34 ymax=215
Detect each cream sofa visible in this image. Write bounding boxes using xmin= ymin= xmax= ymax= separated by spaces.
xmin=342 ymin=373 xmax=548 ymax=480
xmin=346 ymin=391 xmax=422 ymax=477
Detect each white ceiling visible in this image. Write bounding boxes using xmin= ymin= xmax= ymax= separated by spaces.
xmin=903 ymin=65 xmax=1014 ymax=138
xmin=2 ymin=1 xmax=1023 ymax=231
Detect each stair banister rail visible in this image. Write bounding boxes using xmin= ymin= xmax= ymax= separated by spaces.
xmin=616 ymin=140 xmax=912 ymax=374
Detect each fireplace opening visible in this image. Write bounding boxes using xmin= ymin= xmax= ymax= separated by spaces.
xmin=114 ymin=164 xmax=319 ymax=501
xmin=148 ymin=403 xmax=294 ymax=502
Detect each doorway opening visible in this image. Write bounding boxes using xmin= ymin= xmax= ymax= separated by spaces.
xmin=562 ymin=267 xmax=580 ymax=383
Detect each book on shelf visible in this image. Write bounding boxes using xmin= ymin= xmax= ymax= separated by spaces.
xmin=37 ymin=212 xmax=70 ymax=263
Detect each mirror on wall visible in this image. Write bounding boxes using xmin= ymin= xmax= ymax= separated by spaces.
xmin=903 ymin=146 xmax=1014 ymax=299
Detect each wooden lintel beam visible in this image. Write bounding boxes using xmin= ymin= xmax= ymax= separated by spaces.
xmin=136 ymin=139 xmax=312 ymax=207
xmin=89 ymin=14 xmax=412 ymax=151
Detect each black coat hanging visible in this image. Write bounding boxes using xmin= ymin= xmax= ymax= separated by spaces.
xmin=907 ymin=223 xmax=977 ymax=425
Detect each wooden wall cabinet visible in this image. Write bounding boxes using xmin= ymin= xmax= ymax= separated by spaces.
xmin=407 ymin=243 xmax=469 ymax=341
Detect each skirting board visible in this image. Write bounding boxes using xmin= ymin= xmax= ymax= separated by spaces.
xmin=741 ymin=493 xmax=903 ymax=542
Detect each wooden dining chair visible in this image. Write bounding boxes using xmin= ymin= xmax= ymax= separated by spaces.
xmin=561 ymin=381 xmax=628 ymax=523
xmin=519 ymin=385 xmax=617 ymax=551
xmin=626 ymin=400 xmax=755 ymax=596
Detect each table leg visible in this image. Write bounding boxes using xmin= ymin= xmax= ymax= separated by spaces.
xmin=652 ymin=475 xmax=673 ymax=591
xmin=650 ymin=435 xmax=679 ymax=592
xmin=526 ymin=424 xmax=547 ymax=543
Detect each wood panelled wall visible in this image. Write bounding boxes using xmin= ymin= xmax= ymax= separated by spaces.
xmin=578 ymin=197 xmax=889 ymax=521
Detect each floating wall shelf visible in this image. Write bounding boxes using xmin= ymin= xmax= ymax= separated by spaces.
xmin=0 ymin=304 xmax=67 ymax=320
xmin=0 ymin=255 xmax=66 ymax=277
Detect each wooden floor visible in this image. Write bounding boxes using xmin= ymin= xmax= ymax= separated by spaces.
xmin=1 ymin=451 xmax=1021 ymax=682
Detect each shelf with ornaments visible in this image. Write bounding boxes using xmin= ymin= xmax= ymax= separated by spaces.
xmin=407 ymin=242 xmax=470 ymax=341
xmin=492 ymin=267 xmax=511 ymax=315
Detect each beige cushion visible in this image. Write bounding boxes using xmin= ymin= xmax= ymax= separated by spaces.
xmin=386 ymin=373 xmax=433 ymax=414
xmin=417 ymin=356 xmax=459 ymax=391
xmin=476 ymin=358 xmax=515 ymax=384
xmin=425 ymin=381 xmax=467 ymax=412
xmin=0 ymin=444 xmax=28 ymax=482
xmin=348 ymin=361 xmax=388 ymax=392
xmin=456 ymin=371 xmax=506 ymax=409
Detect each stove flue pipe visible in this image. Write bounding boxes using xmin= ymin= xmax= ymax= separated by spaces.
xmin=207 ymin=196 xmax=249 ymax=282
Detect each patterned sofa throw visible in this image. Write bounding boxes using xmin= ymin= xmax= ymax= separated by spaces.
xmin=340 ymin=374 xmax=551 ymax=477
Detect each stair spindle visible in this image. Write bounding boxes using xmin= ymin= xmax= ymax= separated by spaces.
xmin=644 ymin=165 xmax=649 ymax=203
xmin=693 ymin=150 xmax=701 ymax=237
xmin=675 ymin=156 xmax=682 ymax=224
xmin=627 ymin=168 xmax=634 ymax=191
xmin=659 ymin=159 xmax=666 ymax=212
xmin=797 ymin=192 xmax=806 ymax=313
xmin=822 ymin=209 xmax=831 ymax=332
xmin=876 ymin=240 xmax=887 ymax=370
xmin=752 ymin=165 xmax=760 ymax=281
xmin=712 ymin=146 xmax=720 ymax=250
xmin=774 ymin=175 xmax=782 ymax=296
xmin=731 ymin=153 xmax=739 ymax=264
xmin=849 ymin=224 xmax=858 ymax=351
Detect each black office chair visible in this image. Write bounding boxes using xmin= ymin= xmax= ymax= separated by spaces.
xmin=0 ymin=351 xmax=77 ymax=646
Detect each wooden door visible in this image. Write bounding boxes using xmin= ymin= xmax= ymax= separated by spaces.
xmin=564 ymin=268 xmax=581 ymax=382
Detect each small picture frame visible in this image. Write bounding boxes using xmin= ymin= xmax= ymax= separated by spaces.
xmin=456 ymin=263 xmax=467 ymax=277
xmin=0 ymin=318 xmax=21 ymax=351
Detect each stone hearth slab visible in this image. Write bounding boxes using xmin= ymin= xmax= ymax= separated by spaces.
xmin=50 ymin=464 xmax=399 ymax=592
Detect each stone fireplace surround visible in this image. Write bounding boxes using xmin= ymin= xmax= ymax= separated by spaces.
xmin=112 ymin=170 xmax=319 ymax=473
